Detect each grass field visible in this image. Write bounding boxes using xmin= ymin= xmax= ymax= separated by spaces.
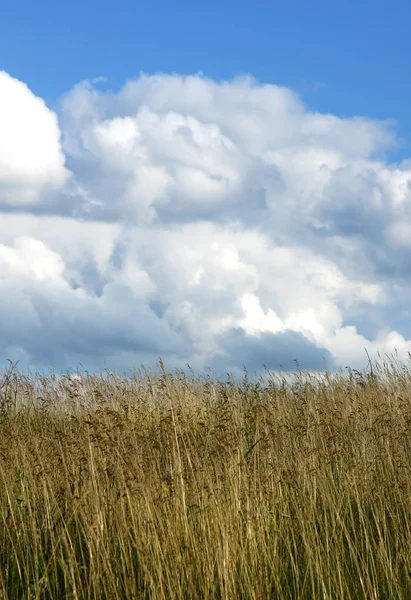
xmin=1 ymin=355 xmax=411 ymax=599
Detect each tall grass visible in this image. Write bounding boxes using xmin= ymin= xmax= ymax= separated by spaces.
xmin=1 ymin=354 xmax=411 ymax=599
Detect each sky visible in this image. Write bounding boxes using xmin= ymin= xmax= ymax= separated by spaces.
xmin=1 ymin=0 xmax=411 ymax=383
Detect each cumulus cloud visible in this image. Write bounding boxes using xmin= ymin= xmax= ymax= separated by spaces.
xmin=0 ymin=72 xmax=70 ymax=207
xmin=1 ymin=71 xmax=411 ymax=381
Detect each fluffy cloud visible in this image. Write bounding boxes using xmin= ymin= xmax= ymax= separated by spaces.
xmin=0 ymin=72 xmax=70 ymax=207
xmin=0 ymin=71 xmax=411 ymax=382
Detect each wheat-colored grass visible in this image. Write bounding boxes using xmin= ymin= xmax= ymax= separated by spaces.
xmin=1 ymin=354 xmax=411 ymax=599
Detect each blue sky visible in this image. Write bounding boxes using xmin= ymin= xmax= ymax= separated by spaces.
xmin=1 ymin=0 xmax=411 ymax=383
xmin=2 ymin=0 xmax=411 ymax=162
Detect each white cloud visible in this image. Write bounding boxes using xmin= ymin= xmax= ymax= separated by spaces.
xmin=0 ymin=236 xmax=65 ymax=282
xmin=0 ymin=72 xmax=70 ymax=206
xmin=385 ymin=221 xmax=411 ymax=247
xmin=1 ymin=71 xmax=411 ymax=380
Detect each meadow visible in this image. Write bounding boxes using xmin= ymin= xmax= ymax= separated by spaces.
xmin=1 ymin=355 xmax=411 ymax=599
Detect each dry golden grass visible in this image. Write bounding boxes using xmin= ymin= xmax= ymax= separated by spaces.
xmin=1 ymin=354 xmax=411 ymax=599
